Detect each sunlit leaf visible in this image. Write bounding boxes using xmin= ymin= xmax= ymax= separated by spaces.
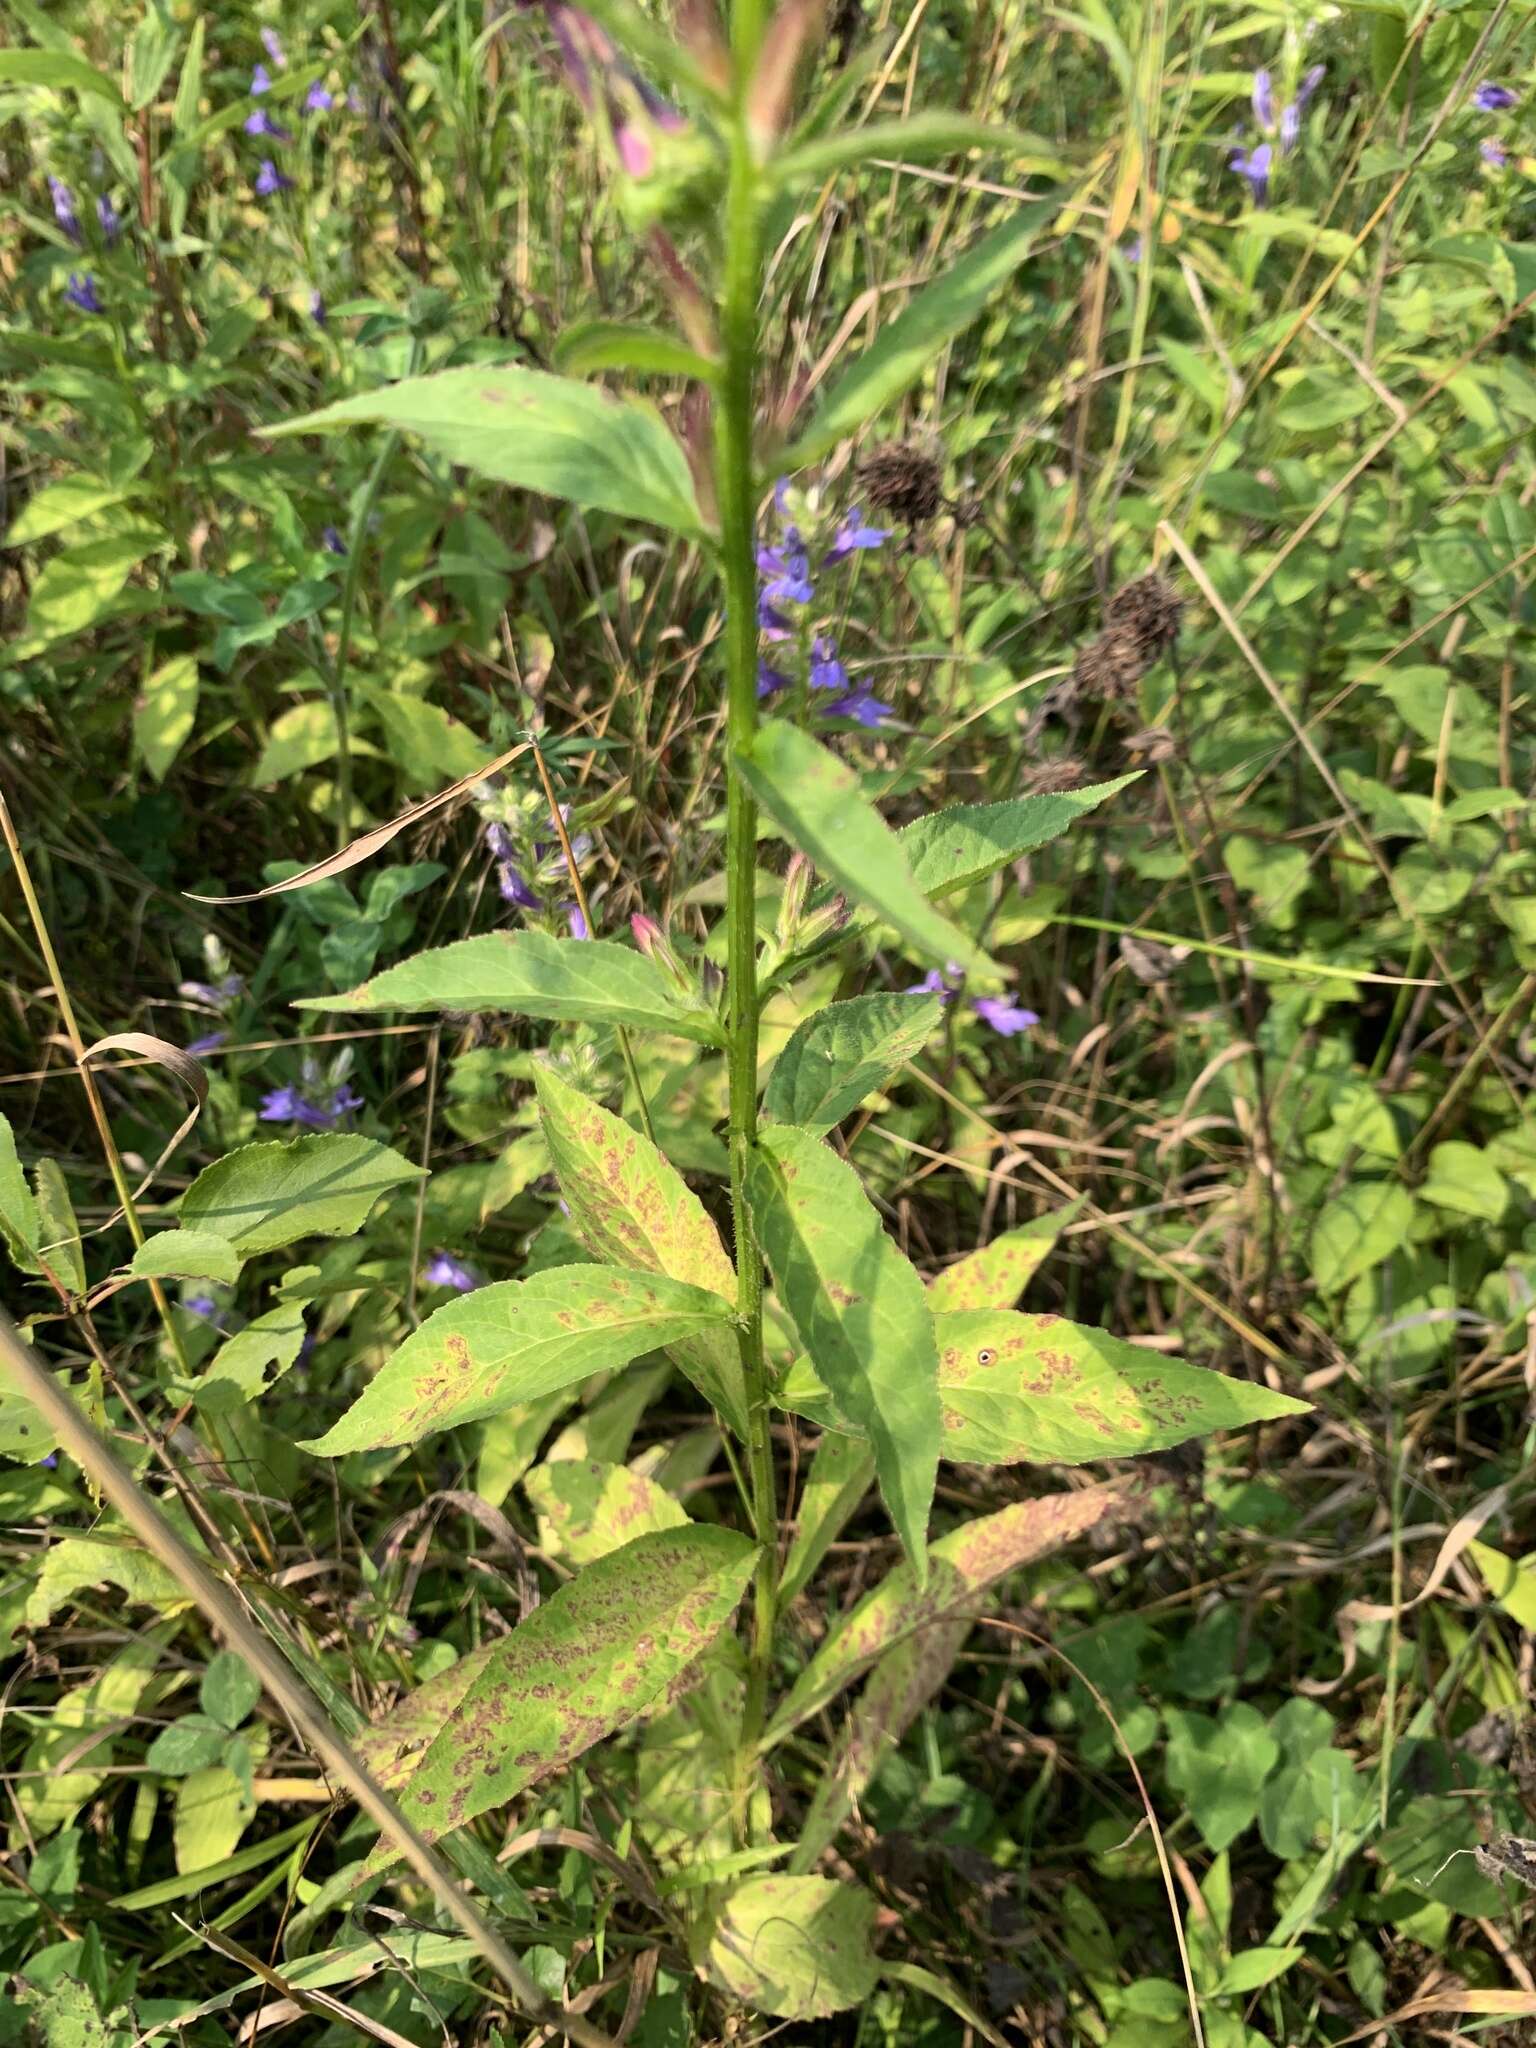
xmin=129 ymin=1228 xmax=242 ymax=1285
xmin=134 ymin=654 xmax=200 ymax=784
xmin=179 ymin=1135 xmax=422 ymax=1255
xmin=524 ymin=1456 xmax=689 ymax=1565
xmin=763 ymin=992 xmax=943 ymax=1137
xmin=927 ymin=1198 xmax=1085 ymax=1312
xmin=700 ymin=1875 xmax=880 ymax=2018
xmin=899 ymin=778 xmax=1138 ymax=899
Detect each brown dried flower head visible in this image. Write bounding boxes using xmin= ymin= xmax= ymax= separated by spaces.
xmin=855 ymin=434 xmax=946 ymax=528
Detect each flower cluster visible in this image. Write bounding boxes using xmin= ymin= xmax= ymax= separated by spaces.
xmin=181 ymin=938 xmax=245 ymax=1058
xmin=1473 ymin=80 xmax=1520 ymax=169
xmin=1229 ymin=62 xmax=1325 ymax=206
xmin=757 ymin=481 xmax=892 ymax=729
xmin=479 ymin=800 xmax=593 ymax=939
xmin=245 ymin=25 xmax=348 ymax=206
xmin=259 ymin=1048 xmax=363 ymax=1129
xmin=908 ymin=967 xmax=1040 ymax=1040
xmin=46 ymin=175 xmax=124 ymax=317
xmin=423 ymin=1252 xmax=479 ymax=1292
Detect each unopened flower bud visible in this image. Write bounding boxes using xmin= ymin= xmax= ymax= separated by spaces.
xmin=776 ymin=854 xmax=814 ymax=943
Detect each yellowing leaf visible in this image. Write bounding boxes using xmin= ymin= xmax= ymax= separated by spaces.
xmin=134 ymin=654 xmax=200 ymax=783
xmin=1467 ymin=1539 xmax=1536 ymax=1631
xmin=927 ymin=1198 xmax=1085 ymax=1313
xmin=524 ymin=1456 xmax=688 ymax=1565
xmin=701 ymin=1876 xmax=880 ymax=2018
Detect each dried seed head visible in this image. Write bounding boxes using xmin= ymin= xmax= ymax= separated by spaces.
xmin=1071 ymin=623 xmax=1145 ymax=701
xmin=1106 ymin=571 xmax=1183 ymax=665
xmin=1022 ymin=758 xmax=1087 ymax=795
xmin=855 ymin=435 xmax=945 ymax=528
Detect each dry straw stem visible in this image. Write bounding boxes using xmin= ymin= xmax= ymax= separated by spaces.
xmin=0 ymin=1306 xmax=620 ymax=2048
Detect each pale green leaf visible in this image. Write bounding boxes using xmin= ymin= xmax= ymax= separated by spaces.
xmin=250 ymin=700 xmax=347 ymax=785
xmin=17 ymin=529 xmax=166 ymax=654
xmin=554 ymin=320 xmax=717 ymax=383
xmin=25 ymin=1531 xmax=194 ymax=1628
xmin=534 ymin=1063 xmax=746 ymax=1435
xmin=267 ymin=366 xmax=706 ymax=540
xmin=748 ymin=1125 xmax=940 ymax=1578
xmin=767 ymin=1483 xmax=1125 ymax=1742
xmin=1419 ymin=1141 xmax=1509 ymax=1223
xmin=763 ymin=992 xmax=942 ymax=1136
xmin=201 ymin=1650 xmax=260 ymax=1731
xmin=17 ymin=1640 xmax=163 ymax=1837
xmin=771 ymin=115 xmax=1061 ymax=190
xmin=1217 ymin=1947 xmax=1303 ymax=1995
xmin=303 ymin=1265 xmax=736 ymax=1454
xmin=194 ymin=1299 xmax=310 ymax=1413
xmin=524 ymin=1456 xmax=688 ymax=1565
xmin=787 ymin=199 xmax=1057 ymax=466
xmin=927 ymin=1198 xmax=1085 ymax=1313
xmin=1310 ymin=1182 xmax=1414 ymax=1294
xmin=147 ymin=1717 xmax=226 ymax=1775
xmin=1165 ymin=1704 xmax=1279 ymax=1851
xmin=1466 ymin=1539 xmax=1536 ymax=1631
xmin=366 ymin=1527 xmax=755 ymax=1852
xmin=356 ymin=685 xmax=495 ymax=791
xmin=737 ymin=721 xmax=1000 ymax=983
xmin=173 ymin=1764 xmax=251 ymax=1875
xmin=702 ymin=1876 xmax=879 ymax=2019
xmin=179 ymin=1134 xmax=422 ymax=1255
xmin=0 ymin=47 xmax=121 ymax=101
xmin=302 ymin=932 xmax=726 ymax=1045
xmin=129 ymin=1228 xmax=242 ymax=1284
xmin=7 ymin=477 xmax=130 ymax=543
xmin=134 ymin=654 xmax=200 ymax=783
xmin=779 ymin=1430 xmax=876 ymax=1606
xmin=32 ymin=1157 xmax=85 ymax=1296
xmin=898 ymin=777 xmax=1138 ymax=899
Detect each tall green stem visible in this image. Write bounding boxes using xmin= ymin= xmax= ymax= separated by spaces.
xmin=718 ymin=114 xmax=777 ymax=1833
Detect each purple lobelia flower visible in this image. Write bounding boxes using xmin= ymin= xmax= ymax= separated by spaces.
xmin=1252 ymin=68 xmax=1277 ymax=131
xmin=1475 ymin=81 xmax=1517 ymax=111
xmin=96 ymin=193 xmax=122 ymax=243
xmin=321 ymin=524 xmax=346 ymax=554
xmin=1482 ymin=137 xmax=1510 ymax=167
xmin=251 ymin=62 xmax=274 ymax=95
xmin=498 ymin=861 xmax=541 ymax=910
xmin=1228 ymin=141 xmax=1272 ymax=205
xmin=187 ymin=1032 xmax=228 ymax=1058
xmin=259 ymin=1082 xmax=362 ymax=1129
xmin=906 ymin=968 xmax=953 ymax=997
xmin=757 ymin=589 xmax=792 ymax=640
xmin=179 ymin=972 xmax=244 ymax=1005
xmin=254 ymin=159 xmax=293 ymax=197
xmin=63 ymin=272 xmax=103 ymax=314
xmin=822 ymin=689 xmax=892 ymax=728
xmin=758 ymin=539 xmax=814 ymax=607
xmin=809 ymin=636 xmax=849 ymax=692
xmin=260 ymin=25 xmax=286 ymax=66
xmin=306 ymin=82 xmax=337 ymax=112
xmin=423 ymin=1251 xmax=478 ymax=1292
xmin=309 ymin=288 xmax=326 ymax=324
xmin=185 ymin=1293 xmax=220 ymax=1321
xmin=826 ymin=507 xmax=890 ymax=562
xmin=973 ymin=995 xmax=1040 ymax=1037
xmin=566 ymin=905 xmax=590 ymax=939
xmin=48 ymin=177 xmax=81 ymax=242
xmin=245 ymin=108 xmax=293 ymax=140
xmin=485 ymin=821 xmax=514 ymax=860
xmin=757 ymin=658 xmax=790 ymax=698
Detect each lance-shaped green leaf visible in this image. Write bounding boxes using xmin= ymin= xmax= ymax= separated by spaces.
xmin=926 ymin=1197 xmax=1085 ymax=1313
xmin=524 ymin=1456 xmax=688 ymax=1566
xmin=130 ymin=1228 xmax=242 ymax=1285
xmin=33 ymin=1158 xmax=85 ymax=1296
xmin=534 ymin=1064 xmax=747 ymax=1435
xmin=782 ymin=1309 xmax=1308 ymax=1465
xmin=304 ymin=1265 xmax=736 ymax=1454
xmin=179 ymin=1136 xmax=422 ymax=1255
xmin=763 ymin=992 xmax=943 ymax=1137
xmin=768 ymin=1482 xmax=1127 ymax=1742
xmin=786 ymin=198 xmax=1057 ymax=468
xmin=747 ymin=1126 xmax=939 ymax=1579
xmin=299 ymin=931 xmax=726 ymax=1045
xmin=0 ymin=48 xmax=122 ymax=102
xmin=368 ymin=1527 xmax=755 ymax=1852
xmin=771 ymin=115 xmax=1064 ymax=193
xmin=555 ymin=320 xmax=717 ymax=384
xmin=899 ymin=777 xmax=1139 ymax=900
xmin=700 ymin=1875 xmax=880 ymax=2019
xmin=0 ymin=1112 xmax=40 ymax=1273
xmin=933 ymin=1310 xmax=1309 ymax=1466
xmin=779 ymin=1430 xmax=876 ymax=1606
xmin=267 ymin=366 xmax=706 ymax=540
xmin=736 ymin=722 xmax=1000 ymax=984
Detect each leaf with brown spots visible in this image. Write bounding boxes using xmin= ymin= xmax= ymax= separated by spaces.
xmin=301 ymin=1264 xmax=737 ymax=1454
xmin=368 ymin=1526 xmax=755 ymax=1857
xmin=534 ymin=1064 xmax=748 ymax=1436
xmin=932 ymin=1310 xmax=1308 ymax=1466
xmin=296 ymin=931 xmax=727 ymax=1046
xmin=926 ymin=1196 xmax=1086 ymax=1313
xmin=524 ymin=1457 xmax=688 ymax=1566
xmin=766 ymin=1482 xmax=1128 ymax=1742
xmin=699 ymin=1874 xmax=880 ymax=2018
xmin=763 ymin=991 xmax=944 ymax=1138
xmin=747 ymin=1127 xmax=940 ymax=1582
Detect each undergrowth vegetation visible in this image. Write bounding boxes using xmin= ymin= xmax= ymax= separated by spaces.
xmin=2 ymin=0 xmax=1536 ymax=2042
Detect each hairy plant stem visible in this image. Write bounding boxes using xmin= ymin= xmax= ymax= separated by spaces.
xmin=718 ymin=110 xmax=777 ymax=1839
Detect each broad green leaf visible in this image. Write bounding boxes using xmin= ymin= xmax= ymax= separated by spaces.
xmin=763 ymin=992 xmax=942 ymax=1136
xmin=524 ymin=1456 xmax=688 ymax=1565
xmin=17 ymin=529 xmax=166 ymax=654
xmin=1419 ymin=1140 xmax=1509 ymax=1223
xmin=302 ymin=932 xmax=726 ymax=1045
xmin=1466 ymin=1538 xmax=1536 ymax=1631
xmin=771 ymin=114 xmax=1060 ymax=190
xmin=1165 ymin=1704 xmax=1280 ymax=1851
xmin=368 ymin=1527 xmax=755 ymax=1851
xmin=32 ymin=1157 xmax=85 ymax=1296
xmin=767 ymin=1482 xmax=1125 ymax=1742
xmin=554 ymin=320 xmax=717 ymax=383
xmin=250 ymin=700 xmax=349 ymax=785
xmin=179 ymin=1135 xmax=421 ymax=1255
xmin=133 ymin=653 xmax=200 ymax=783
xmin=737 ymin=722 xmax=1000 ymax=984
xmin=174 ymin=1764 xmax=251 ymax=1874
xmin=17 ymin=1638 xmax=164 ymax=1837
xmin=201 ymin=1650 xmax=261 ymax=1731
xmin=7 ymin=477 xmax=130 ymax=543
xmin=1217 ymin=1948 xmax=1303 ymax=1995
xmin=748 ymin=1126 xmax=940 ymax=1578
xmin=356 ymin=685 xmax=495 ymax=791
xmin=534 ymin=1064 xmax=747 ymax=1434
xmin=268 ymin=366 xmax=706 ymax=540
xmin=779 ymin=1430 xmax=876 ymax=1606
xmin=701 ymin=1875 xmax=880 ymax=2018
xmin=1310 ymin=1182 xmax=1414 ymax=1295
xmin=477 ymin=1390 xmax=585 ymax=1506
xmin=194 ymin=1299 xmax=310 ymax=1413
xmin=927 ymin=1198 xmax=1085 ymax=1312
xmin=898 ymin=778 xmax=1138 ymax=899
xmin=129 ymin=1228 xmax=241 ymax=1285
xmin=0 ymin=1112 xmax=40 ymax=1271
xmin=0 ymin=48 xmax=121 ymax=101
xmin=25 ymin=1530 xmax=193 ymax=1629
xmin=303 ymin=1265 xmax=735 ymax=1454
xmin=787 ymin=198 xmax=1056 ymax=467
xmin=146 ymin=1717 xmax=227 ymax=1776
xmin=784 ymin=1310 xmax=1307 ymax=1463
